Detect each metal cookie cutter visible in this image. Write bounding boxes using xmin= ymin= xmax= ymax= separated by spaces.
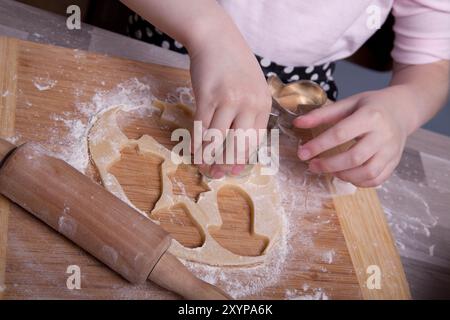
xmin=202 ymin=75 xmax=328 ymax=179
xmin=268 ymin=75 xmax=328 ymax=137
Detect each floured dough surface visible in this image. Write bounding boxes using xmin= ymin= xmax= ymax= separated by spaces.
xmin=88 ymin=100 xmax=282 ymax=266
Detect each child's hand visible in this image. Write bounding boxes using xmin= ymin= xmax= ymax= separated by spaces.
xmin=121 ymin=0 xmax=271 ymax=178
xmin=188 ymin=30 xmax=271 ymax=178
xmin=293 ymin=87 xmax=414 ymax=187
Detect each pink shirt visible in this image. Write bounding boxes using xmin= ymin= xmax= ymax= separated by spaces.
xmin=217 ymin=0 xmax=450 ymax=66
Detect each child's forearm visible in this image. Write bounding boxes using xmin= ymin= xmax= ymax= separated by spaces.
xmin=121 ymin=0 xmax=237 ymax=52
xmin=389 ymin=60 xmax=450 ymax=135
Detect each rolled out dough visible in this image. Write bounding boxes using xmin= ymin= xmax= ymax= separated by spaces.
xmin=87 ymin=100 xmax=282 ymax=266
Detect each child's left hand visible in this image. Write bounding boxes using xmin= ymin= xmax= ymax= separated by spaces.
xmin=293 ymin=86 xmax=414 ymax=187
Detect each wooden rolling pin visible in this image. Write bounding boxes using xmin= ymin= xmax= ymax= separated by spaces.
xmin=0 ymin=138 xmax=230 ymax=300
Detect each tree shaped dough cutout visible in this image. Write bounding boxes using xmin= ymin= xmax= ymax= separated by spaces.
xmin=88 ymin=100 xmax=282 ymax=266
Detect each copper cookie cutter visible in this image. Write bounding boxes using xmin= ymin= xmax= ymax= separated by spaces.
xmin=267 ymin=75 xmax=328 ymax=136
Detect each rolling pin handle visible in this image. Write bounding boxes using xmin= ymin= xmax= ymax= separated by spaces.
xmin=148 ymin=252 xmax=232 ymax=300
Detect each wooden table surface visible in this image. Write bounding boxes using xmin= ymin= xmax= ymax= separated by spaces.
xmin=0 ymin=0 xmax=449 ymax=299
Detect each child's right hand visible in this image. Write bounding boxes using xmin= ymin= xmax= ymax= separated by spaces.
xmin=187 ymin=19 xmax=271 ymax=178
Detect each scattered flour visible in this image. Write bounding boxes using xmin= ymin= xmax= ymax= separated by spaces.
xmin=379 ymin=172 xmax=439 ymax=258
xmin=58 ymin=215 xmax=77 ymax=238
xmin=322 ymin=249 xmax=335 ymax=264
xmin=50 ymin=116 xmax=88 ymax=172
xmin=46 ymin=77 xmax=157 ymax=172
xmin=73 ymin=48 xmax=87 ymax=60
xmin=32 ymin=75 xmax=58 ymax=91
xmin=429 ymin=244 xmax=435 ymax=257
xmin=4 ymin=134 xmax=21 ymax=145
xmin=167 ymin=86 xmax=196 ymax=107
xmin=331 ymin=177 xmax=357 ymax=196
xmin=172 ymin=177 xmax=187 ymax=196
xmin=285 ymin=288 xmax=329 ymax=300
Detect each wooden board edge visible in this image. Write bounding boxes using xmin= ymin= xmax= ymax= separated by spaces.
xmin=307 ymin=101 xmax=410 ymax=299
xmin=0 ymin=36 xmax=18 ymax=299
xmin=9 ymin=36 xmax=191 ymax=82
xmin=0 ymin=198 xmax=9 ymax=298
xmin=331 ymin=186 xmax=411 ymax=299
xmin=0 ymin=37 xmax=17 ymax=134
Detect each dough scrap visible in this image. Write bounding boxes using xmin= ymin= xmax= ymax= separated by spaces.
xmin=88 ymin=101 xmax=282 ymax=266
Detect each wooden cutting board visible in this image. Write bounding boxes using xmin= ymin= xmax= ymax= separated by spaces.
xmin=0 ymin=37 xmax=410 ymax=299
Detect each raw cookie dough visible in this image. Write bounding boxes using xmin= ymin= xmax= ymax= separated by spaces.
xmin=88 ymin=100 xmax=282 ymax=266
